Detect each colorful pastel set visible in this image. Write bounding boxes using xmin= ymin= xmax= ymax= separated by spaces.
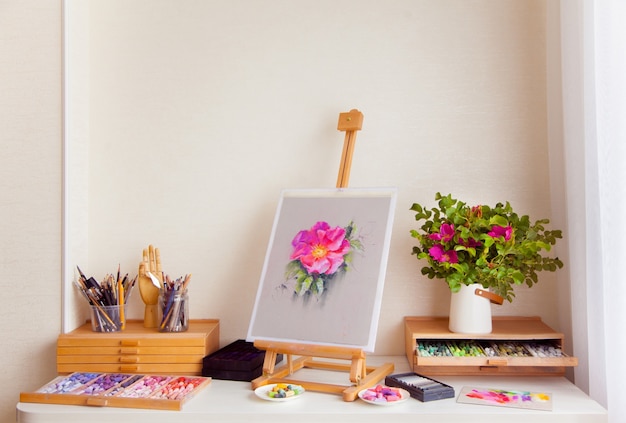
xmin=417 ymin=340 xmax=564 ymax=358
xmin=385 ymin=372 xmax=455 ymax=402
xmin=405 ymin=317 xmax=578 ymax=376
xmin=20 ymin=372 xmax=211 ymax=410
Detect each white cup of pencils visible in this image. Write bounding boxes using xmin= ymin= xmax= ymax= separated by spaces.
xmin=75 ymin=266 xmax=137 ymax=332
xmin=158 ymin=274 xmax=191 ymax=332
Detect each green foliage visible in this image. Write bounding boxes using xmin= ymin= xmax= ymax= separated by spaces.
xmin=410 ymin=193 xmax=563 ymax=302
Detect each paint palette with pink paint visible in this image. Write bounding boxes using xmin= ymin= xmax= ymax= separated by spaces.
xmin=358 ymin=385 xmax=410 ymax=405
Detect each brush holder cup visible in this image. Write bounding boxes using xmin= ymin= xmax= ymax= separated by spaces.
xmin=90 ymin=304 xmax=126 ymax=332
xmin=158 ymin=289 xmax=189 ymax=332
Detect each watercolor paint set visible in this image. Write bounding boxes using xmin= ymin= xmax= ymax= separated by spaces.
xmin=202 ymin=339 xmax=283 ymax=381
xmin=20 ymin=372 xmax=211 ymax=410
xmin=384 ymin=372 xmax=455 ymax=402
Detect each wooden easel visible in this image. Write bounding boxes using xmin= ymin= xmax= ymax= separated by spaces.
xmin=335 ymin=109 xmax=363 ymax=188
xmin=251 ymin=109 xmax=394 ymax=402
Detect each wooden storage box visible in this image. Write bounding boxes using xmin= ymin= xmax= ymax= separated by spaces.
xmin=57 ymin=319 xmax=219 ymax=375
xmin=405 ymin=316 xmax=578 ymax=376
xmin=20 ymin=372 xmax=211 ymax=411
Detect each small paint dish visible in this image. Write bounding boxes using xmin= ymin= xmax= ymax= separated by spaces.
xmin=358 ymin=385 xmax=410 ymax=406
xmin=254 ymin=383 xmax=305 ymax=402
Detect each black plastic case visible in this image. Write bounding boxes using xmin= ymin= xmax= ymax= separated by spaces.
xmin=202 ymin=339 xmax=282 ymax=382
xmin=384 ymin=372 xmax=455 ymax=402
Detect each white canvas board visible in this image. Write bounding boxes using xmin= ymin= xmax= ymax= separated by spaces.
xmin=247 ymin=188 xmax=397 ymax=353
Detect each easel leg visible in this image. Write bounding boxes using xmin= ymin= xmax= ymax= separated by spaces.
xmin=251 ymin=356 xmax=309 ymax=390
xmin=262 ymin=349 xmax=278 ymax=375
xmin=342 ymin=361 xmax=395 ymax=401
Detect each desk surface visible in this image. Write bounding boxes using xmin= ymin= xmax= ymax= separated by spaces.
xmin=17 ymin=356 xmax=607 ymax=423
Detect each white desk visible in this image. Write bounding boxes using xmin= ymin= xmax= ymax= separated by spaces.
xmin=17 ymin=356 xmax=607 ymax=423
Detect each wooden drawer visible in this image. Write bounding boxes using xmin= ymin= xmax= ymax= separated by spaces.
xmin=20 ymin=373 xmax=211 ymax=411
xmin=57 ymin=319 xmax=219 ymax=375
xmin=57 ymin=346 xmax=209 ymax=355
xmin=56 ymin=363 xmax=205 ymax=374
xmin=405 ymin=316 xmax=577 ymax=376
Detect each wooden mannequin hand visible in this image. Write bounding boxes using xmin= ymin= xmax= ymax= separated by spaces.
xmin=138 ymin=245 xmax=163 ymax=327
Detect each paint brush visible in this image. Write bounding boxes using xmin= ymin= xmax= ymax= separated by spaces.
xmin=118 ymin=277 xmax=125 ymax=330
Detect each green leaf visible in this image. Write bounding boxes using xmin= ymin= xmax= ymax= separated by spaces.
xmin=490 ymin=215 xmax=508 ymax=226
xmin=410 ymin=203 xmax=423 ymax=213
xmin=298 ymin=276 xmax=313 ymax=296
xmin=511 ymin=270 xmax=524 ymax=284
xmin=315 ymin=278 xmax=324 ymax=295
xmin=536 ymin=241 xmax=551 ymax=251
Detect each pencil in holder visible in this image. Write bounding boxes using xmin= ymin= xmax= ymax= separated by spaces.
xmin=159 ymin=289 xmax=189 ymax=332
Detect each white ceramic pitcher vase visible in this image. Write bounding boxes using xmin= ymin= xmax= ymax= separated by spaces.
xmin=448 ymin=283 xmax=503 ymax=334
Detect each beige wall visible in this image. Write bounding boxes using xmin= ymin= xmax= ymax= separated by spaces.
xmin=3 ymin=1 xmax=567 ymax=421
xmin=75 ymin=0 xmax=559 ymax=347
xmin=0 ymin=1 xmax=63 ymax=422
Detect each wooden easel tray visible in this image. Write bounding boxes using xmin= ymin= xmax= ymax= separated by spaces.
xmin=20 ymin=372 xmax=211 ymax=411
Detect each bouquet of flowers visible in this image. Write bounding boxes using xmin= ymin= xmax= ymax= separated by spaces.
xmin=410 ymin=193 xmax=563 ymax=302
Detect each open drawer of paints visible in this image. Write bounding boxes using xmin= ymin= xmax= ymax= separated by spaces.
xmin=20 ymin=372 xmax=211 ymax=410
xmin=405 ymin=316 xmax=578 ymax=376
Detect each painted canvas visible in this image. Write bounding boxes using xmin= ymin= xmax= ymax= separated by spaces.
xmin=457 ymin=386 xmax=553 ymax=411
xmin=246 ymin=188 xmax=397 ymax=352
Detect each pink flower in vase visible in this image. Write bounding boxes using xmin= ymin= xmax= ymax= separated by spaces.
xmin=488 ymin=225 xmax=513 ymax=241
xmin=429 ymin=223 xmax=455 ymax=243
xmin=428 ymin=244 xmax=459 ymax=264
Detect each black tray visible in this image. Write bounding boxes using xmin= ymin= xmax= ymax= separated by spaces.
xmin=384 ymin=372 xmax=455 ymax=402
xmin=202 ymin=339 xmax=282 ymax=381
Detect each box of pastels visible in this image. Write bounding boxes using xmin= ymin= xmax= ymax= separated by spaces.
xmin=404 ymin=316 xmax=578 ymax=376
xmin=19 ymin=372 xmax=211 ymax=410
xmin=384 ymin=372 xmax=455 ymax=402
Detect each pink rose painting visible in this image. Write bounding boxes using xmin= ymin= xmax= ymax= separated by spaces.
xmin=285 ymin=220 xmax=362 ymax=298
xmin=246 ymin=188 xmax=397 ymax=352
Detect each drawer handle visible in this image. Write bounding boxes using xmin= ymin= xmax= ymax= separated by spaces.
xmin=487 ymin=358 xmax=508 ymax=366
xmin=86 ymin=398 xmax=108 ymax=407
xmin=120 ymin=340 xmax=139 ymax=346
xmin=119 ymin=356 xmax=138 ymax=363
xmin=120 ymin=347 xmax=139 ymax=354
xmin=120 ymin=365 xmax=139 ymax=372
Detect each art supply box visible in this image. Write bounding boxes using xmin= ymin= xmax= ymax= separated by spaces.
xmin=385 ymin=372 xmax=455 ymax=402
xmin=56 ymin=320 xmax=219 ymax=375
xmin=202 ymin=339 xmax=282 ymax=381
xmin=404 ymin=316 xmax=578 ymax=376
xmin=20 ymin=372 xmax=211 ymax=411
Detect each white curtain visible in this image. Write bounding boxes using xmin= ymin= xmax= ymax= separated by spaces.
xmin=559 ymin=1 xmax=626 ymax=421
